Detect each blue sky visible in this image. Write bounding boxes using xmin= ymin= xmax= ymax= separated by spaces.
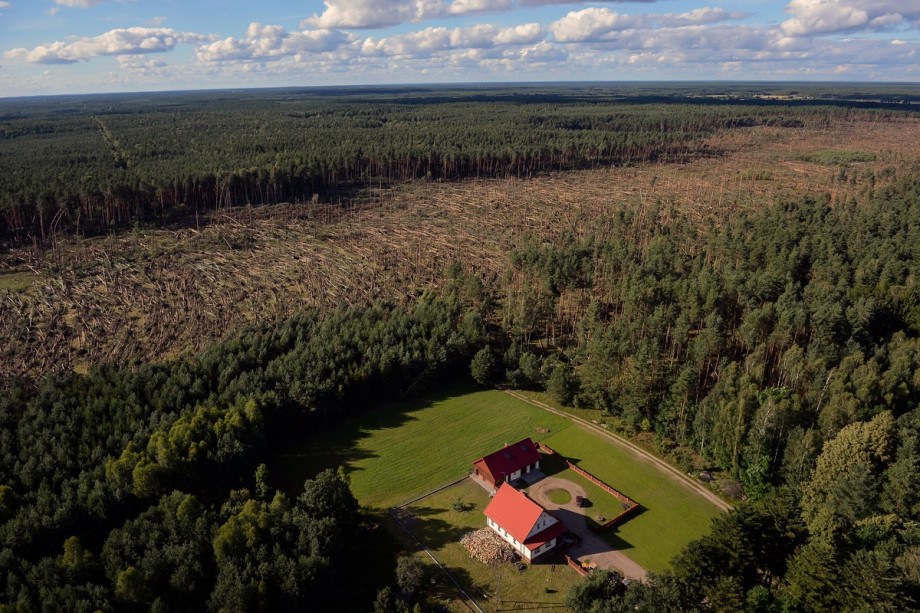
xmin=1 ymin=0 xmax=918 ymax=96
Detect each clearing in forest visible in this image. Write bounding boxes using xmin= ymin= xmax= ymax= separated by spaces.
xmin=278 ymin=385 xmax=722 ymax=573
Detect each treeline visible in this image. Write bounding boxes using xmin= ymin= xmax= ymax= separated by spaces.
xmin=0 ymin=291 xmax=485 ymax=611
xmin=496 ymin=171 xmax=920 ymax=498
xmin=0 ymin=86 xmax=864 ymax=242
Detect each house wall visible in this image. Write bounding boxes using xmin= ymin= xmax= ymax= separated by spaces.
xmin=487 ymin=517 xmax=559 ymax=561
xmin=529 ymin=537 xmax=558 ymax=559
xmin=525 ymin=512 xmax=559 ymax=540
xmin=487 ymin=517 xmax=529 ymax=559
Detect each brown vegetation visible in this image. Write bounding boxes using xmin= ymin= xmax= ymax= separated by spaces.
xmin=2 ymin=113 xmax=919 ymax=382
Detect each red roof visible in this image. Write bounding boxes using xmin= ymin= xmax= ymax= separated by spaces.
xmin=474 ymin=438 xmax=541 ymax=484
xmin=484 ymin=483 xmax=565 ymax=551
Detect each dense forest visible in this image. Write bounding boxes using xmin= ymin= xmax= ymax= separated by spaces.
xmin=2 ymin=85 xmax=920 ymax=610
xmin=0 ymin=83 xmax=911 ymax=243
xmin=0 ymin=292 xmax=486 ymax=610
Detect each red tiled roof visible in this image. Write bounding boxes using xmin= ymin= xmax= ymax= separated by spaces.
xmin=474 ymin=438 xmax=541 ymax=483
xmin=483 ymin=482 xmax=547 ymax=544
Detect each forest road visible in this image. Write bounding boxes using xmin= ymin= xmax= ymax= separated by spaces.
xmin=503 ymin=390 xmax=732 ymax=513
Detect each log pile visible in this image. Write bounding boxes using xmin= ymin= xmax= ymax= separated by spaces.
xmin=460 ymin=528 xmax=516 ymax=564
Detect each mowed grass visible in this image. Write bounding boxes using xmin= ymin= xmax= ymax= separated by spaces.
xmin=406 ymin=478 xmax=580 ymax=612
xmin=276 ymin=385 xmax=571 ymax=508
xmin=541 ymin=425 xmax=722 ymax=573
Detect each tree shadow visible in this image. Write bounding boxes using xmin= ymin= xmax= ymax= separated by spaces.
xmin=539 ymin=453 xmax=582 ymax=477
xmin=271 ymin=382 xmax=480 ymax=493
xmin=403 ymin=507 xmax=478 ymax=550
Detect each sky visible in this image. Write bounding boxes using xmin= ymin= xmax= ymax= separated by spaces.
xmin=0 ymin=0 xmax=918 ymax=96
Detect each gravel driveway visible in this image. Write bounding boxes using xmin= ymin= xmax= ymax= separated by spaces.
xmin=529 ymin=477 xmax=648 ymax=581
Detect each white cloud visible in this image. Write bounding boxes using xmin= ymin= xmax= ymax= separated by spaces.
xmin=306 ymin=0 xmax=659 ymax=29
xmin=550 ymin=7 xmax=747 ymax=43
xmin=196 ymin=24 xmax=354 ymax=62
xmin=494 ymin=23 xmax=545 ymax=45
xmin=781 ymin=0 xmax=920 ymax=37
xmin=306 ymin=0 xmax=432 ymax=29
xmin=450 ymin=0 xmax=515 ymax=16
xmin=117 ymin=55 xmax=168 ymax=77
xmin=550 ymin=8 xmax=639 ymax=42
xmin=360 ymin=23 xmax=545 ymax=57
xmin=5 ymin=28 xmax=210 ymax=64
xmin=55 ymin=0 xmax=111 ymax=7
xmin=0 ymin=2 xmax=11 ymax=9
xmin=520 ymin=40 xmax=568 ymax=62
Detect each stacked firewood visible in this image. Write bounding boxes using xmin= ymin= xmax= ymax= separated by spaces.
xmin=460 ymin=528 xmax=516 ymax=564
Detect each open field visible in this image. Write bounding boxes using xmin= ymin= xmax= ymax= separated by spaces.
xmin=401 ymin=478 xmax=579 ymax=612
xmin=275 ymin=386 xmax=571 ymax=508
xmin=279 ymin=386 xmax=723 ymax=575
xmin=3 ymin=110 xmax=920 ymax=381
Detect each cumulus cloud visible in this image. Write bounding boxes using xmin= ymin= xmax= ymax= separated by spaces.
xmin=360 ymin=23 xmax=545 ymax=57
xmin=306 ymin=0 xmax=658 ymax=29
xmin=306 ymin=0 xmax=431 ymax=29
xmin=196 ymin=23 xmax=355 ymax=62
xmin=781 ymin=0 xmax=920 ymax=37
xmin=117 ymin=55 xmax=168 ymax=76
xmin=5 ymin=28 xmax=210 ymax=64
xmin=550 ymin=7 xmax=746 ymax=43
xmin=0 ymin=1 xmax=11 ymax=9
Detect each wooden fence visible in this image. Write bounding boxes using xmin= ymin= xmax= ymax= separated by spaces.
xmin=538 ymin=443 xmax=640 ymax=529
xmin=563 ymin=552 xmax=589 ymax=576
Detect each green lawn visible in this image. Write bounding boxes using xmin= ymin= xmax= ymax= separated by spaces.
xmin=276 ymin=385 xmax=571 ymax=507
xmin=534 ymin=453 xmax=632 ymax=531
xmin=406 ymin=479 xmax=579 ymax=612
xmin=546 ymin=487 xmax=572 ymax=505
xmin=277 ymin=385 xmax=722 ymax=575
xmin=540 ymin=425 xmax=722 ymax=572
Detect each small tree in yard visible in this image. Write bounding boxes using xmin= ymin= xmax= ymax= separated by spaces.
xmin=395 ymin=555 xmax=425 ymax=595
xmin=470 ymin=347 xmax=497 ymax=387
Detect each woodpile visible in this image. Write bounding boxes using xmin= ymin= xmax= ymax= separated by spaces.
xmin=460 ymin=528 xmax=516 ymax=564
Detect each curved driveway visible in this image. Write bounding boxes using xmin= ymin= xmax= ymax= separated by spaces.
xmin=530 ymin=477 xmax=648 ymax=581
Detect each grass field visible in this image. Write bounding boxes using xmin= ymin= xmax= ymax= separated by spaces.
xmin=540 ymin=425 xmax=723 ymax=572
xmin=404 ymin=478 xmax=579 ymax=612
xmin=278 ymin=386 xmax=723 ymax=576
xmin=276 ymin=385 xmax=571 ymax=507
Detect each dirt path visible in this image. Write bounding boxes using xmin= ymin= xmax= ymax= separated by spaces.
xmin=530 ymin=477 xmax=648 ymax=581
xmin=505 ymin=390 xmax=732 ymax=513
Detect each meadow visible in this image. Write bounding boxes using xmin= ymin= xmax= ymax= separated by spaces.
xmin=279 ymin=385 xmax=724 ymax=574
xmin=276 ymin=385 xmax=571 ymax=507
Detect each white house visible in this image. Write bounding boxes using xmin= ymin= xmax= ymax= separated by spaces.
xmin=483 ymin=482 xmax=567 ymax=561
